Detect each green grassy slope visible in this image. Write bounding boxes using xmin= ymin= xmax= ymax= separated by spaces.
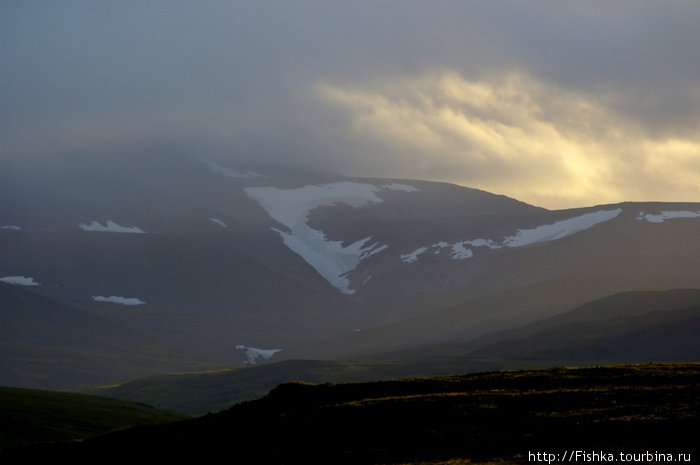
xmin=7 ymin=363 xmax=698 ymax=464
xmin=0 ymin=387 xmax=186 ymax=449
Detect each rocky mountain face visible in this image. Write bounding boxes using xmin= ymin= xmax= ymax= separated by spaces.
xmin=2 ymin=151 xmax=699 ymax=388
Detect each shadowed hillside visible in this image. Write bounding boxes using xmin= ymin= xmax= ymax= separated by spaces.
xmin=0 ymin=387 xmax=185 ymax=450
xmin=92 ymin=289 xmax=700 ymax=416
xmin=5 ymin=363 xmax=697 ymax=464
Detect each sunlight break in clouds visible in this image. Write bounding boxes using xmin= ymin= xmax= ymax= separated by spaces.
xmin=316 ymin=71 xmax=700 ymax=209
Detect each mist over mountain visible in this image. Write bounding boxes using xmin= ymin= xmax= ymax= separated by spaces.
xmin=4 ymin=2 xmax=700 ymax=209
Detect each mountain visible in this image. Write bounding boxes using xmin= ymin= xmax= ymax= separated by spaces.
xmin=2 ymin=150 xmax=699 ymax=389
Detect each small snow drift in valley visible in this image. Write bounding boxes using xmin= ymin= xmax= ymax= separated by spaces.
xmin=208 ymin=217 xmax=227 ymax=228
xmin=203 ymin=160 xmax=264 ymax=179
xmin=1 ymin=225 xmax=21 ymax=230
xmin=79 ymin=221 xmax=146 ymax=233
xmin=245 ymin=182 xmax=419 ymax=294
xmin=0 ymin=276 xmax=40 ymax=286
xmin=403 ymin=209 xmax=622 ymax=263
xmin=236 ymin=345 xmax=282 ymax=365
xmin=92 ymin=296 xmax=146 ymax=306
xmin=503 ymin=209 xmax=622 ymax=248
xmin=637 ymin=210 xmax=700 ymax=223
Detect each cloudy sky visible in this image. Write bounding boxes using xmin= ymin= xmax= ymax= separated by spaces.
xmin=2 ymin=1 xmax=699 ymax=208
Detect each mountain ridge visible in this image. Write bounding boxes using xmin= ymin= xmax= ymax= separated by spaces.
xmin=2 ymin=152 xmax=699 ymax=390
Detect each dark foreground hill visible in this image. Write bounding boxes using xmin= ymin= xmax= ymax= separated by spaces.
xmin=0 ymin=387 xmax=185 ymax=450
xmin=5 ymin=363 xmax=698 ymax=464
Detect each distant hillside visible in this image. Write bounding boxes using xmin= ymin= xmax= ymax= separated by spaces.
xmin=94 ymin=289 xmax=700 ymax=416
xmin=0 ymin=282 xmax=227 ymax=389
xmin=467 ymin=305 xmax=700 ymax=361
xmin=0 ymin=386 xmax=185 ymax=450
xmin=468 ymin=288 xmax=700 ymax=347
xmin=6 ymin=363 xmax=698 ymax=464
xmin=93 ymin=358 xmax=500 ymax=416
xmin=373 ymin=288 xmax=700 ymax=361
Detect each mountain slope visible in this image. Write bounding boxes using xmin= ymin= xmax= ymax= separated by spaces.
xmin=0 ymin=282 xmax=232 ymax=389
xmin=2 ymin=151 xmax=699 ymax=390
xmin=464 ymin=290 xmax=700 ymax=362
xmin=92 ymin=289 xmax=700 ymax=416
xmin=0 ymin=386 xmax=185 ymax=449
xmin=371 ymin=289 xmax=700 ymax=361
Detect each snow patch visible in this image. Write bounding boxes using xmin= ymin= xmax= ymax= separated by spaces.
xmin=451 ymin=243 xmax=474 ymax=259
xmin=468 ymin=238 xmax=501 ymax=248
xmin=236 ymin=345 xmax=281 ymax=365
xmin=432 ymin=241 xmax=449 ymax=255
xmin=401 ymin=247 xmax=428 ymax=263
xmin=1 ymin=225 xmax=21 ymax=230
xmin=503 ymin=209 xmax=622 ymax=248
xmin=381 ymin=183 xmax=420 ymax=192
xmin=203 ymin=160 xmax=264 ymax=178
xmin=407 ymin=239 xmax=498 ymax=262
xmin=209 ymin=217 xmax=227 ymax=228
xmin=93 ymin=296 xmax=146 ymax=306
xmin=245 ymin=182 xmax=417 ymax=294
xmin=403 ymin=209 xmax=621 ymax=263
xmin=363 ymin=244 xmax=388 ymax=258
xmin=0 ymin=276 xmax=40 ymax=286
xmin=637 ymin=210 xmax=700 ymax=223
xmin=79 ymin=221 xmax=145 ymax=233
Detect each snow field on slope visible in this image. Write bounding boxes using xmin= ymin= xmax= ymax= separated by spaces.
xmin=402 ymin=209 xmax=622 ymax=263
xmin=208 ymin=218 xmax=227 ymax=228
xmin=202 ymin=160 xmax=264 ymax=179
xmin=637 ymin=210 xmax=700 ymax=223
xmin=79 ymin=221 xmax=146 ymax=233
xmin=503 ymin=208 xmax=622 ymax=247
xmin=245 ymin=182 xmax=418 ymax=294
xmin=92 ymin=296 xmax=146 ymax=306
xmin=0 ymin=276 xmax=41 ymax=286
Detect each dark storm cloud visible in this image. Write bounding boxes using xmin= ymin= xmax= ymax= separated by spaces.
xmin=2 ymin=1 xmax=699 ymax=207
